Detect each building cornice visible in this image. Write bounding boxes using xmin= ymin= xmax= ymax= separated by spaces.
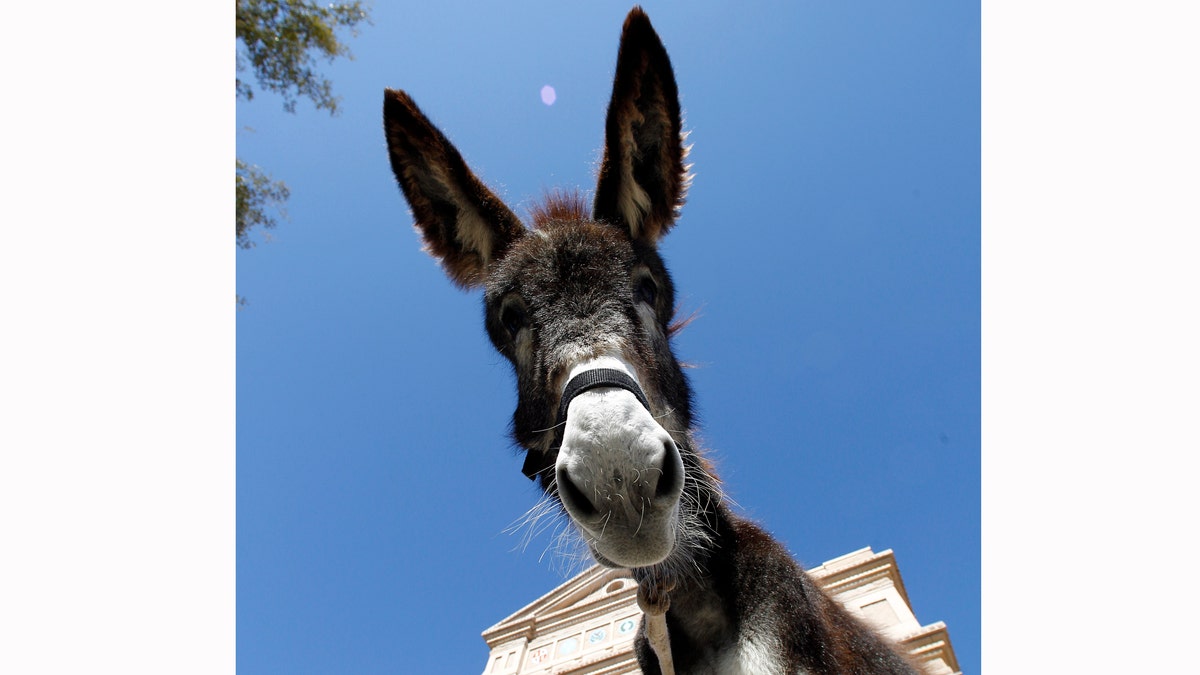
xmin=899 ymin=621 xmax=961 ymax=675
xmin=808 ymin=547 xmax=913 ymax=609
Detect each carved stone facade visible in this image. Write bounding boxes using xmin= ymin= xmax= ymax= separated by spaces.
xmin=480 ymin=547 xmax=960 ymax=675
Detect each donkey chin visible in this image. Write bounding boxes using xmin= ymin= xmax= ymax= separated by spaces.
xmin=555 ymin=385 xmax=685 ymax=569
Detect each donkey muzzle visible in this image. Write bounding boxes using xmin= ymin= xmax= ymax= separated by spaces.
xmin=554 ymin=366 xmax=685 ymax=568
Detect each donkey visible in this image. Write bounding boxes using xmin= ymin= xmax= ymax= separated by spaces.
xmin=383 ymin=7 xmax=919 ymax=675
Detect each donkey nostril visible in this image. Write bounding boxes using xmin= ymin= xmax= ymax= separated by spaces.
xmin=556 ymin=466 xmax=599 ymax=519
xmin=655 ymin=440 xmax=684 ymax=501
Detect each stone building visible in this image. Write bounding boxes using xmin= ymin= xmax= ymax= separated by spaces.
xmin=480 ymin=547 xmax=960 ymax=675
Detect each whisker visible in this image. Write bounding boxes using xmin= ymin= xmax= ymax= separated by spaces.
xmin=530 ymin=419 xmax=568 ymax=435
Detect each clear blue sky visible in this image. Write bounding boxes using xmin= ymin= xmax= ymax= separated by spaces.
xmin=237 ymin=2 xmax=980 ymax=673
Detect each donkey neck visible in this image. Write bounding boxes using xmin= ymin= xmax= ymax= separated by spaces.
xmin=633 ymin=501 xmax=744 ymax=669
xmin=633 ymin=500 xmax=919 ymax=675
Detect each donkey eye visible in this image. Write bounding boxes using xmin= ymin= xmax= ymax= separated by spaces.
xmin=635 ymin=277 xmax=658 ymax=306
xmin=500 ymin=305 xmax=527 ymax=338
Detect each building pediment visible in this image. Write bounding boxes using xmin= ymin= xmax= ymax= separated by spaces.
xmin=482 ymin=566 xmax=638 ymax=648
xmin=482 ymin=566 xmax=644 ymax=675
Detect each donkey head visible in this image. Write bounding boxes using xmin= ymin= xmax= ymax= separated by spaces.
xmin=384 ymin=8 xmax=712 ymax=571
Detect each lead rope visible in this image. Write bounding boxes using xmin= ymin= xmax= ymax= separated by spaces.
xmin=637 ymin=573 xmax=677 ymax=675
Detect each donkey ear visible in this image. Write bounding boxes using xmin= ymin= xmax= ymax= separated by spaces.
xmin=593 ymin=7 xmax=690 ymax=246
xmin=384 ymin=89 xmax=526 ymax=288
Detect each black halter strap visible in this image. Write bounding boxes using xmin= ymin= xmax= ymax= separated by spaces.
xmin=556 ymin=368 xmax=651 ymax=425
xmin=521 ymin=368 xmax=652 ymax=481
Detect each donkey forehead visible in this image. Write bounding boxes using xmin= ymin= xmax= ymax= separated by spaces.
xmin=485 ymin=222 xmax=639 ymax=299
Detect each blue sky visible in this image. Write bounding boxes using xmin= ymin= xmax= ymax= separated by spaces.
xmin=237 ymin=2 xmax=979 ymax=673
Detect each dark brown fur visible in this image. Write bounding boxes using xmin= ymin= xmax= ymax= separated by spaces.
xmin=529 ymin=191 xmax=591 ymax=230
xmin=383 ymin=7 xmax=919 ymax=674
